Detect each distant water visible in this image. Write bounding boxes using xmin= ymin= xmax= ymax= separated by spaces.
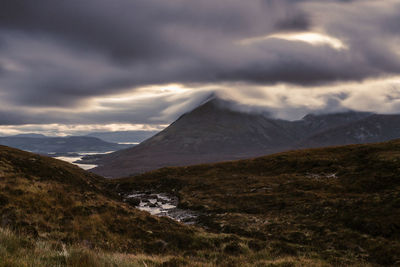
xmin=53 ymin=151 xmax=113 ymax=170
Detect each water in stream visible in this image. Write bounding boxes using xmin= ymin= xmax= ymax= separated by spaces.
xmin=125 ymin=192 xmax=197 ymax=224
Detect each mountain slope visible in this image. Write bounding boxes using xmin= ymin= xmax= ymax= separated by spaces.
xmin=87 ymin=130 xmax=158 ymax=143
xmin=302 ymin=114 xmax=400 ymax=147
xmin=87 ymin=98 xmax=378 ymax=178
xmin=90 ymin=99 xmax=302 ymax=177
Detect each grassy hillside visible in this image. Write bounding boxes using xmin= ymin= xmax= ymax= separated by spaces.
xmin=2 ymin=141 xmax=400 ymax=266
xmin=0 ymin=146 xmax=233 ymax=266
xmin=111 ymin=140 xmax=400 ymax=266
xmin=0 ymin=145 xmax=339 ymax=266
xmin=0 ymin=145 xmax=199 ymax=252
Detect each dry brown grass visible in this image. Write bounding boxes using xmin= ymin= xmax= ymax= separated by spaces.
xmin=2 ymin=141 xmax=400 ymax=265
xmin=112 ymin=140 xmax=400 ymax=265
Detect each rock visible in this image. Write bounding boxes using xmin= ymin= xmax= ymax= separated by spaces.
xmin=126 ymin=197 xmax=140 ymax=206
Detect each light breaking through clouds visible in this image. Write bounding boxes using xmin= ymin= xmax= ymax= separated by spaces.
xmin=1 ymin=0 xmax=400 ymax=135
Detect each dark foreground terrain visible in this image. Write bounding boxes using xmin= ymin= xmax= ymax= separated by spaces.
xmin=1 ymin=141 xmax=400 ymax=266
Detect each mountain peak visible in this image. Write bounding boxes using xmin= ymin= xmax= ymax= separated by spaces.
xmin=182 ymin=95 xmax=240 ymax=119
xmin=87 ymin=99 xmax=400 ymax=177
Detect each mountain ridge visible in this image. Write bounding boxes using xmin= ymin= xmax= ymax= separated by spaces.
xmin=85 ymin=98 xmax=390 ymax=178
xmin=0 ymin=135 xmax=132 ymax=156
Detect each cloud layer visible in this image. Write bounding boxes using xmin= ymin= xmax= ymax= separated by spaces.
xmin=1 ymin=0 xmax=400 ymax=133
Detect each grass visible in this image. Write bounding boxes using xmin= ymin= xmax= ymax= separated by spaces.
xmin=112 ymin=140 xmax=400 ymax=265
xmin=0 ymin=227 xmax=344 ymax=267
xmin=1 ymin=141 xmax=400 ymax=265
xmin=0 ymin=227 xmax=188 ymax=267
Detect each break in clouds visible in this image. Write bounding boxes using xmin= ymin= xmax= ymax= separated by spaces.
xmin=1 ymin=0 xmax=400 ymax=134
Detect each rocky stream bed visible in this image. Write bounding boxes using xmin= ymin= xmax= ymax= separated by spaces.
xmin=123 ymin=191 xmax=198 ymax=224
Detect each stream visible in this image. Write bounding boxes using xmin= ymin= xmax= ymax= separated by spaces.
xmin=124 ymin=191 xmax=198 ymax=224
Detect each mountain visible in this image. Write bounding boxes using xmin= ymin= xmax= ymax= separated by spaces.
xmin=87 ymin=99 xmax=299 ymax=177
xmin=87 ymin=130 xmax=159 ymax=143
xmin=301 ymin=114 xmax=400 ymax=147
xmin=86 ymin=98 xmax=381 ymax=177
xmin=0 ymin=135 xmax=132 ymax=155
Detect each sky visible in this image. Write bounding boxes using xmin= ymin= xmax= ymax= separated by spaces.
xmin=1 ymin=0 xmax=400 ymax=136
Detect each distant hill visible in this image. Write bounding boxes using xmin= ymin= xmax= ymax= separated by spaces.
xmin=10 ymin=133 xmax=47 ymax=138
xmin=0 ymin=136 xmax=132 ymax=155
xmin=87 ymin=130 xmax=158 ymax=143
xmin=87 ymin=98 xmax=383 ymax=177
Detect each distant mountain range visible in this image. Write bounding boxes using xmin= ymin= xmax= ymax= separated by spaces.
xmin=82 ymin=98 xmax=400 ymax=178
xmin=0 ymin=135 xmax=132 ymax=156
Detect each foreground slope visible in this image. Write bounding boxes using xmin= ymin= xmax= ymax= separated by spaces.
xmin=0 ymin=145 xmax=205 ymax=256
xmin=1 ymin=145 xmax=344 ymax=266
xmin=112 ymin=140 xmax=400 ymax=266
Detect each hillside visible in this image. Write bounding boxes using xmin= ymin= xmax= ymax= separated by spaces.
xmin=86 ymin=98 xmax=385 ymax=178
xmin=2 ymin=142 xmax=400 ymax=265
xmin=0 ymin=145 xmax=199 ymax=250
xmin=111 ymin=139 xmax=400 ymax=266
xmin=0 ymin=145 xmax=246 ymax=266
xmin=2 ymin=145 xmax=345 ymax=266
xmin=0 ymin=136 xmax=131 ymax=156
xmin=87 ymin=130 xmax=159 ymax=143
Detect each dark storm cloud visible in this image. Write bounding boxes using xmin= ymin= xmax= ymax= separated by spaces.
xmin=1 ymin=0 xmax=400 ymax=125
xmin=1 ymin=0 xmax=296 ymax=63
xmin=0 ymin=0 xmax=313 ymax=108
xmin=274 ymin=13 xmax=311 ymax=31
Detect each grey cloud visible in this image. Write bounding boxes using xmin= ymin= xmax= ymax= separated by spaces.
xmin=0 ymin=89 xmax=213 ymax=126
xmin=274 ymin=13 xmax=311 ymax=31
xmin=1 ymin=0 xmax=400 ymax=125
xmin=0 ymin=0 xmax=316 ymax=108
